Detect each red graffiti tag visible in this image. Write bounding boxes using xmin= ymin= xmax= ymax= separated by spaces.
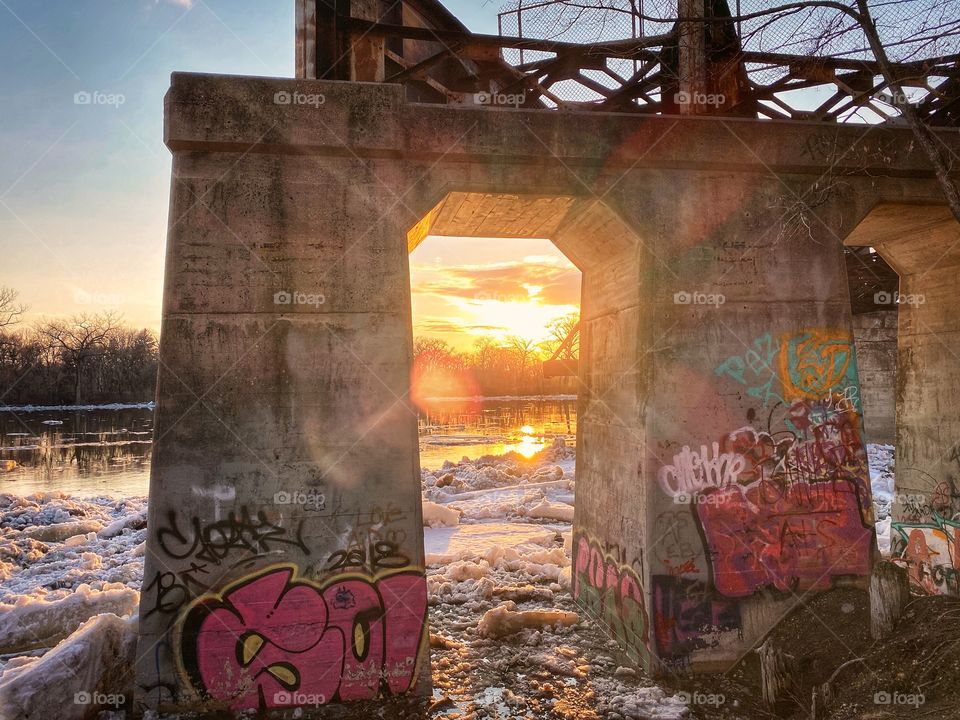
xmin=696 ymin=481 xmax=873 ymax=598
xmin=181 ymin=566 xmax=427 ymax=711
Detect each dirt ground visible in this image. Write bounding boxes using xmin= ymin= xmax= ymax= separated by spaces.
xmin=668 ymin=588 xmax=960 ymax=720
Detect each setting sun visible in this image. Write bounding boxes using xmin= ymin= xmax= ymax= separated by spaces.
xmin=410 ymin=237 xmax=581 ymax=350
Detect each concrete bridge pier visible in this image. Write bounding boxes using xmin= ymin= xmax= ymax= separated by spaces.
xmin=135 ymin=82 xmax=430 ymax=715
xmin=847 ymin=204 xmax=960 ymax=597
xmin=573 ymin=175 xmax=877 ymax=675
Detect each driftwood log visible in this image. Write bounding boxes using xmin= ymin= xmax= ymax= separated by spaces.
xmin=757 ymin=638 xmax=798 ymax=707
xmin=870 ymin=561 xmax=911 ymax=640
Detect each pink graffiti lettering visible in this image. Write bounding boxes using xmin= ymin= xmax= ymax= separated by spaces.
xmin=573 ymin=535 xmax=649 ymax=666
xmin=181 ymin=566 xmax=427 ymax=711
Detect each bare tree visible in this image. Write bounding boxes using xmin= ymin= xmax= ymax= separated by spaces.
xmin=0 ymin=287 xmax=26 ymax=330
xmin=544 ymin=313 xmax=581 ymax=360
xmin=36 ymin=312 xmax=122 ymax=404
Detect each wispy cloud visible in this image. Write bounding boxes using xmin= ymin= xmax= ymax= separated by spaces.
xmin=412 ymin=258 xmax=580 ymax=306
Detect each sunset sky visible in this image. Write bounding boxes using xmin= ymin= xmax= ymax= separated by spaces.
xmin=411 ymin=237 xmax=580 ymax=350
xmin=0 ymin=0 xmax=574 ymax=345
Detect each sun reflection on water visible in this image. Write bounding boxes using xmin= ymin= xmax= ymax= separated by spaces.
xmin=507 ymin=425 xmax=546 ymax=458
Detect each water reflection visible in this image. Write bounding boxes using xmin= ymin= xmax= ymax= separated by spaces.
xmin=0 ymin=408 xmax=153 ymax=497
xmin=0 ymin=398 xmax=578 ymax=496
xmin=418 ymin=397 xmax=577 ymax=468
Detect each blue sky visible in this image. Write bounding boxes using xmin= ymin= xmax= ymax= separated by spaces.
xmin=0 ymin=0 xmax=502 ymax=330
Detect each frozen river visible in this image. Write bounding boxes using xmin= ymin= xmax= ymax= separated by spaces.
xmin=0 ymin=397 xmax=578 ymax=497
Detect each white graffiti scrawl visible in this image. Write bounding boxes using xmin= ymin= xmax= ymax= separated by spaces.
xmin=657 ymin=443 xmax=746 ymax=498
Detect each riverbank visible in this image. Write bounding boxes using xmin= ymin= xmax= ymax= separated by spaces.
xmin=0 ymin=441 xmax=905 ymax=719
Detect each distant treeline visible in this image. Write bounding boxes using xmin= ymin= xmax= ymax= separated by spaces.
xmin=0 ymin=287 xmax=579 ymax=405
xmin=413 ymin=314 xmax=579 ymax=398
xmin=0 ymin=289 xmax=157 ymax=406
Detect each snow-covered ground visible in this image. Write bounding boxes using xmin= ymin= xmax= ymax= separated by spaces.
xmin=0 ymin=440 xmax=897 ymax=719
xmin=868 ymin=443 xmax=896 ymax=555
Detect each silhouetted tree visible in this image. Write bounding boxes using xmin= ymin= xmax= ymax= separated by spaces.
xmin=36 ymin=312 xmax=123 ymax=404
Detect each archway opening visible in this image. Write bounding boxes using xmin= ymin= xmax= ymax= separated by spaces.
xmin=406 ymin=193 xmax=588 ymax=549
xmin=402 ymin=190 xmax=651 ymax=693
xmin=410 ymin=234 xmax=581 ymax=468
xmin=844 ymin=245 xmax=900 ymax=554
xmin=846 ymin=203 xmax=960 ymax=596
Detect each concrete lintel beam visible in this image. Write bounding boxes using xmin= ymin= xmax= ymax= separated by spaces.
xmin=163 ymin=73 xmax=960 ymax=180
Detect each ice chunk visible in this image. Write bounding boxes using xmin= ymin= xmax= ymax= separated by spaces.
xmin=422 ymin=500 xmax=461 ymax=528
xmin=528 ymin=499 xmax=574 ymax=523
xmin=23 ymin=520 xmax=104 ymax=543
xmin=0 ymin=612 xmax=137 ymax=720
xmin=477 ymin=602 xmax=578 ymax=638
xmin=0 ymin=584 xmax=139 ymax=654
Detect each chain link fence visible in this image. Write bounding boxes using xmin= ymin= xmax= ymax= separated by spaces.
xmin=497 ymin=0 xmax=958 ymax=111
xmin=499 ymin=0 xmax=958 ymax=61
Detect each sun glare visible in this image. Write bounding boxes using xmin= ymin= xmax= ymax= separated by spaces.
xmin=410 ymin=237 xmax=581 ymax=351
xmin=451 ymin=295 xmax=578 ymax=344
xmin=508 ymin=426 xmax=546 ymax=458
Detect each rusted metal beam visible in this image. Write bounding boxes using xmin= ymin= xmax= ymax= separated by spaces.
xmin=346 ymin=17 xmax=675 ymax=57
xmin=543 ymin=359 xmax=578 ymax=379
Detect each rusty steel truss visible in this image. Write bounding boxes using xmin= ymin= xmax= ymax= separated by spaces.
xmin=297 ymin=0 xmax=960 ymax=125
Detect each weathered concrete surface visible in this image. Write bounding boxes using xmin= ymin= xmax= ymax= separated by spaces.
xmin=853 ymin=311 xmax=898 ymax=445
xmin=140 ymin=72 xmax=960 ymax=715
xmin=847 ymin=205 xmax=960 ymax=597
